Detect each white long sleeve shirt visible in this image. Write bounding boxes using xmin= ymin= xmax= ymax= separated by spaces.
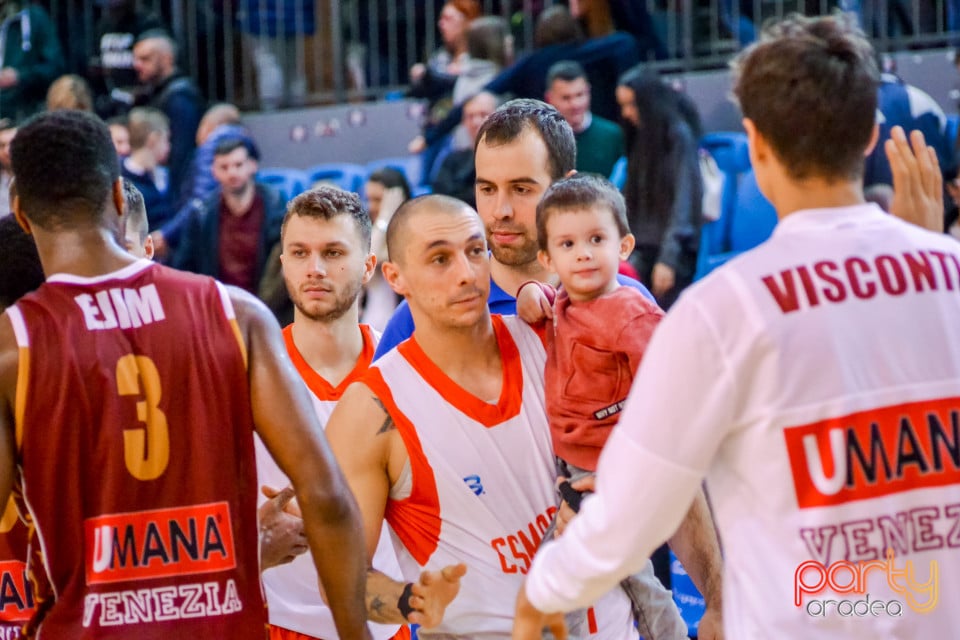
xmin=526 ymin=204 xmax=960 ymax=638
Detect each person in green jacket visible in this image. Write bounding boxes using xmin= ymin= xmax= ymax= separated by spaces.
xmin=0 ymin=1 xmax=64 ymax=120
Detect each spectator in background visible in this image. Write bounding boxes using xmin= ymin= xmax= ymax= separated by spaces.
xmin=545 ymin=60 xmax=624 ymax=178
xmin=90 ymin=0 xmax=165 ymax=117
xmin=361 ymin=167 xmax=411 ymax=331
xmin=0 ymin=120 xmax=15 ymax=217
xmin=617 ymin=68 xmax=703 ymax=309
xmin=864 ymin=59 xmax=953 ymax=207
xmin=0 ymin=2 xmax=65 ymax=121
xmin=570 ymin=0 xmax=667 ymax=60
xmin=183 ymin=102 xmax=253 ymax=202
xmin=431 ymin=91 xmax=500 ymax=207
xmin=421 ymin=5 xmax=639 ymax=149
xmin=410 ymin=15 xmax=511 ymax=156
xmin=239 ymin=0 xmax=316 ymax=109
xmin=173 ymin=138 xmax=284 ymax=296
xmin=45 ymin=74 xmax=94 ymax=111
xmin=133 ymin=30 xmax=203 ymax=205
xmin=120 ymin=107 xmax=174 ymax=235
xmin=107 ymin=115 xmax=131 ymax=157
xmin=153 ymin=103 xmax=257 ymax=259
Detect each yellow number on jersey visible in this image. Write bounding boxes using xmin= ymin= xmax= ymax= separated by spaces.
xmin=116 ymin=354 xmax=170 ymax=480
xmin=0 ymin=497 xmax=18 ymax=533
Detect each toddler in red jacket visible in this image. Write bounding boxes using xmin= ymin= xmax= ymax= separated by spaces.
xmin=517 ymin=174 xmax=686 ymax=639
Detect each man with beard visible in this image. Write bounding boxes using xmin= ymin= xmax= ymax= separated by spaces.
xmin=256 ymin=186 xmax=457 ymax=640
xmin=173 ymin=137 xmax=284 ymax=296
xmin=376 ymin=98 xmax=652 ymax=357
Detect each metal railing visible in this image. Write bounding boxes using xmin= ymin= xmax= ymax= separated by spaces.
xmin=38 ymin=0 xmax=960 ymax=111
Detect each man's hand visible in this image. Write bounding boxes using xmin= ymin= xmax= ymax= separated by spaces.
xmin=886 ymin=125 xmax=943 ymax=232
xmin=696 ymin=606 xmax=724 ymax=640
xmin=258 ymin=485 xmax=308 ymax=570
xmin=407 ymin=564 xmax=467 ymax=628
xmin=553 ymin=475 xmax=595 ymax=538
xmin=516 ymin=282 xmax=553 ymax=325
xmin=652 ymin=262 xmax=676 ymax=297
xmin=512 ymin=580 xmax=567 ymax=640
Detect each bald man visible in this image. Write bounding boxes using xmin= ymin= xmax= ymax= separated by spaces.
xmin=133 ymin=31 xmax=202 ymax=204
xmin=325 ymin=194 xmax=640 ymax=639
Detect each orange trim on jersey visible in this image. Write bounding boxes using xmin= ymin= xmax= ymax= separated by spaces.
xmin=268 ymin=624 xmax=321 ymax=640
xmin=390 ymin=625 xmax=411 ymax=639
xmin=282 ymin=324 xmax=376 ymax=401
xmin=587 ymin=607 xmax=598 ymax=634
xmin=14 ymin=346 xmax=27 ymax=450
xmin=530 ymin=320 xmax=548 ymax=349
xmin=363 ymin=368 xmax=441 ymax=567
xmin=398 ymin=315 xmax=522 ymax=427
xmin=229 ymin=318 xmax=248 ymax=370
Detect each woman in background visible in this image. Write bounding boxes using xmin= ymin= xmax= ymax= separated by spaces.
xmin=617 ymin=67 xmax=703 ymax=309
xmin=362 ymin=167 xmax=412 ymax=331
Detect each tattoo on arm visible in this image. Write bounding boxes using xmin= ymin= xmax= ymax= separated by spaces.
xmin=372 ymin=397 xmax=396 ymax=435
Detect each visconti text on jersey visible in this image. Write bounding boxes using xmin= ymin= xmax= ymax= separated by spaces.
xmin=761 ymin=249 xmax=960 ymax=313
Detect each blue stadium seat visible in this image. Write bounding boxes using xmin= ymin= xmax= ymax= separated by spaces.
xmin=365 ymin=155 xmax=423 ymax=189
xmin=946 ymin=114 xmax=960 ymax=153
xmin=257 ymin=168 xmax=310 ymax=203
xmin=700 ymin=131 xmax=750 ymax=174
xmin=307 ymin=162 xmax=368 ymax=193
xmin=730 ymin=170 xmax=777 ymax=252
xmin=609 ymin=156 xmax=628 ymax=190
xmin=694 ymin=168 xmax=778 ymax=280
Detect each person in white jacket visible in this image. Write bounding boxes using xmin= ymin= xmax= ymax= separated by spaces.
xmin=514 ymin=13 xmax=958 ymax=640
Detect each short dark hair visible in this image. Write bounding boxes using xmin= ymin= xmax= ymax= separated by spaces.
xmin=475 ymin=98 xmax=576 ymax=180
xmin=534 ymin=5 xmax=583 ymax=48
xmin=546 ymin=60 xmax=587 ymax=87
xmin=385 ymin=194 xmax=473 ymax=264
xmin=0 ymin=215 xmax=44 ymax=309
xmin=731 ymin=13 xmax=878 ymax=181
xmin=367 ymin=167 xmax=412 ymax=201
xmin=282 ymin=185 xmax=372 ymax=251
xmin=11 ymin=110 xmax=120 ymax=230
xmin=536 ymin=174 xmax=630 ymax=252
xmin=213 ymin=137 xmax=258 ymax=159
xmin=121 ymin=178 xmax=148 ymax=242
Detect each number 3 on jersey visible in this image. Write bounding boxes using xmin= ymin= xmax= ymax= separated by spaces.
xmin=116 ymin=354 xmax=170 ymax=480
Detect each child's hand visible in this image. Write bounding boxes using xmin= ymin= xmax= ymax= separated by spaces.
xmin=516 ymin=282 xmax=554 ymax=324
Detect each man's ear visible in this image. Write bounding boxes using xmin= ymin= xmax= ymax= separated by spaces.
xmin=143 ymin=234 xmax=155 ymax=260
xmin=381 ymin=260 xmax=406 ymax=297
xmin=12 ymin=195 xmax=30 ymax=235
xmin=863 ymin=122 xmax=880 ymax=157
xmin=362 ymin=252 xmax=377 ymax=286
xmin=112 ymin=178 xmax=125 ymax=219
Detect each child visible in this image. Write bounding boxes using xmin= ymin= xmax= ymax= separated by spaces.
xmin=516 ymin=173 xmax=686 ymax=640
xmin=121 ymin=178 xmax=155 ymax=260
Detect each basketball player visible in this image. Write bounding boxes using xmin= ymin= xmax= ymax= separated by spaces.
xmin=326 ymin=195 xmax=640 ymax=638
xmin=257 ymin=186 xmax=456 ymax=639
xmin=513 ymin=14 xmax=960 ymax=639
xmin=0 ymin=111 xmax=370 ymax=638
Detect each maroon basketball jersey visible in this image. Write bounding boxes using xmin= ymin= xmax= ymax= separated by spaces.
xmin=0 ymin=497 xmax=34 ymax=638
xmin=6 ymin=261 xmax=266 ymax=639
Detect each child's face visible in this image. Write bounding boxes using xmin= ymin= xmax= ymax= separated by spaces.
xmin=540 ymin=206 xmax=633 ymax=302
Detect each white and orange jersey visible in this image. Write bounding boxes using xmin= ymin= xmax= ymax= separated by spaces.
xmin=255 ymin=324 xmax=405 ymax=640
xmin=526 ymin=204 xmax=960 ymax=639
xmin=367 ymin=315 xmax=635 ymax=639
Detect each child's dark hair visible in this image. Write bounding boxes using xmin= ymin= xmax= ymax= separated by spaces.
xmin=536 ymin=174 xmax=630 ymax=252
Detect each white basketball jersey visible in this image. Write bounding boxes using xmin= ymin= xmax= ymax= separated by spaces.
xmin=255 ymin=324 xmax=403 ymax=639
xmin=366 ymin=315 xmax=635 ymax=639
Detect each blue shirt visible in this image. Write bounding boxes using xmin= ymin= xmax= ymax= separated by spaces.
xmin=374 ymin=274 xmax=655 ymax=360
